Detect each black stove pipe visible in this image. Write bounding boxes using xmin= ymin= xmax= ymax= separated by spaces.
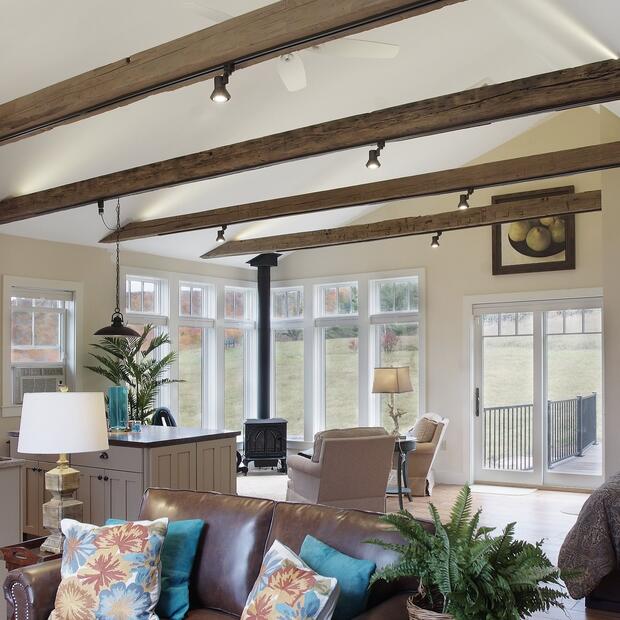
xmin=248 ymin=253 xmax=280 ymax=420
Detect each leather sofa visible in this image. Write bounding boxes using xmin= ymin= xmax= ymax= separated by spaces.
xmin=4 ymin=488 xmax=431 ymax=620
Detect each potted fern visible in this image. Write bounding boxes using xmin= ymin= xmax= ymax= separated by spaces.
xmin=368 ymin=486 xmax=565 ymax=620
xmin=86 ymin=324 xmax=180 ymax=424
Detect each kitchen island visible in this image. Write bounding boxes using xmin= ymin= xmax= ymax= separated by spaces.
xmin=9 ymin=427 xmax=240 ymax=533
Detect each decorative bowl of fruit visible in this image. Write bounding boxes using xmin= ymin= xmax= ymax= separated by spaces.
xmin=507 ymin=216 xmax=567 ymax=258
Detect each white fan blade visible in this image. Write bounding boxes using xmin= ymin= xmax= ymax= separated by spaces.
xmin=313 ymin=38 xmax=399 ymax=59
xmin=182 ymin=2 xmax=233 ymax=23
xmin=277 ymin=54 xmax=307 ymax=92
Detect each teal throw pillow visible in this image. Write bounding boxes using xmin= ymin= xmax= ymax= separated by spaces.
xmin=300 ymin=535 xmax=376 ymax=620
xmin=106 ymin=518 xmax=204 ymax=620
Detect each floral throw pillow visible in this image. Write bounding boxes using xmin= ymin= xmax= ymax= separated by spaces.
xmin=241 ymin=540 xmax=340 ymax=620
xmin=49 ymin=517 xmax=168 ymax=620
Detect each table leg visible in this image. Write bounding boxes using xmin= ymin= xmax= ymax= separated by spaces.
xmin=403 ymin=453 xmax=413 ymax=503
xmin=396 ymin=452 xmax=404 ymax=511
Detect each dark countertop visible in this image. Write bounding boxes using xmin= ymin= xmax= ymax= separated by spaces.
xmin=9 ymin=427 xmax=240 ymax=449
xmin=108 ymin=427 xmax=240 ymax=447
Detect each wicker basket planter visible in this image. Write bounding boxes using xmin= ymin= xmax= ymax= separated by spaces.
xmin=407 ymin=595 xmax=454 ymax=620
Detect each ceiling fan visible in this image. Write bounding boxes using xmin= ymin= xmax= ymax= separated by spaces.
xmin=183 ymin=2 xmax=400 ymax=92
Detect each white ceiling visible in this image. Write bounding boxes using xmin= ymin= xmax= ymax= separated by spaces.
xmin=0 ymin=0 xmax=618 ymax=268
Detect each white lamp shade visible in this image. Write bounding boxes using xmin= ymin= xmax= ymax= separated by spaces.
xmin=18 ymin=392 xmax=109 ymax=455
xmin=372 ymin=366 xmax=413 ymax=394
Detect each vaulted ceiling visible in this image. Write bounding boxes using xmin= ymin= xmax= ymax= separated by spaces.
xmin=0 ymin=0 xmax=618 ymax=267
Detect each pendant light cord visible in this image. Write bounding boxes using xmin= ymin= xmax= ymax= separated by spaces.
xmin=99 ymin=198 xmax=123 ymax=316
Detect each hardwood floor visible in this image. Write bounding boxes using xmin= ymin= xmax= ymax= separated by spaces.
xmin=386 ymin=485 xmax=618 ymax=620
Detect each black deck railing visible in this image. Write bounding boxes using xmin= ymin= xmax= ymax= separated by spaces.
xmin=547 ymin=393 xmax=597 ymax=467
xmin=483 ymin=394 xmax=597 ymax=471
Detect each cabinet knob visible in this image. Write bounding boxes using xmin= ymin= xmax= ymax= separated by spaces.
xmin=31 ymin=467 xmax=37 ymax=472
xmin=97 ymin=475 xmax=103 ymax=481
xmin=38 ymin=468 xmax=43 ymax=473
xmin=103 ymin=476 xmax=109 ymax=482
xmin=100 ymin=452 xmax=109 ymax=460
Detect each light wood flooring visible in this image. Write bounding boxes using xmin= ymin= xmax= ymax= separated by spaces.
xmin=238 ymin=474 xmax=619 ymax=620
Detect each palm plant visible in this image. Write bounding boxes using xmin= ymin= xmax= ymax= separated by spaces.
xmin=86 ymin=324 xmax=180 ymax=423
xmin=367 ymin=485 xmax=566 ymax=619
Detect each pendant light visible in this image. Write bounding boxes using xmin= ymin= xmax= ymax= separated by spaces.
xmin=94 ymin=199 xmax=140 ymax=338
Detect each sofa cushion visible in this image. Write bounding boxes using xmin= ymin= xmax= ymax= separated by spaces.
xmin=139 ymin=489 xmax=275 ymax=617
xmin=312 ymin=427 xmax=388 ymax=462
xmin=266 ymin=501 xmax=433 ymax=609
xmin=411 ymin=417 xmax=438 ymax=443
xmin=241 ymin=540 xmax=339 ymax=620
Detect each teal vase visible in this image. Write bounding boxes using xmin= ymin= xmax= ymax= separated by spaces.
xmin=108 ymin=386 xmax=128 ymax=430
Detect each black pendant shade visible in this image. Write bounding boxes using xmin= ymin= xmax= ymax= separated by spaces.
xmin=94 ymin=311 xmax=140 ymax=338
xmin=95 ymin=199 xmax=139 ymax=338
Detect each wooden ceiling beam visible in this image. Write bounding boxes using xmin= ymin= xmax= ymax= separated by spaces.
xmin=0 ymin=0 xmax=463 ymax=145
xmin=202 ymin=190 xmax=601 ymax=257
xmin=2 ymin=58 xmax=620 ymax=225
xmin=100 ymin=141 xmax=620 ymax=243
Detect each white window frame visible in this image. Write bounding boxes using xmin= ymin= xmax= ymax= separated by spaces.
xmin=2 ymin=276 xmax=84 ymax=418
xmin=273 ymin=268 xmax=425 ymax=444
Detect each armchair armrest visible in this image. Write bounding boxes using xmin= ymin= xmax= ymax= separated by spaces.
xmin=4 ymin=559 xmax=61 ymax=620
xmin=354 ymin=592 xmax=412 ymax=619
xmin=287 ymin=454 xmax=322 ymax=478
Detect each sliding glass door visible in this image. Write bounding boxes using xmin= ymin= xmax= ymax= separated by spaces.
xmin=473 ymin=299 xmax=603 ymax=489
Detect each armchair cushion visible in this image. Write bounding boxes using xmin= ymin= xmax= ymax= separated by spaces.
xmin=311 ymin=427 xmax=388 ymax=463
xmin=410 ymin=417 xmax=437 ymax=443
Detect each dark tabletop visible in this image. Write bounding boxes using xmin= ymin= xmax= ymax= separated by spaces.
xmin=107 ymin=426 xmax=240 ymax=447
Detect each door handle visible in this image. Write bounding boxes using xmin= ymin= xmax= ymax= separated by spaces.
xmin=475 ymin=387 xmax=480 ymax=417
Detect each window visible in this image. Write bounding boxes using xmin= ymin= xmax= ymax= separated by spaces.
xmin=8 ymin=286 xmax=75 ymax=406
xmin=178 ymin=283 xmax=215 ymax=428
xmin=126 ymin=276 xmax=164 ymax=315
xmin=224 ymin=286 xmax=256 ymax=431
xmin=317 ymin=283 xmax=358 ymax=316
xmin=272 ymin=286 xmax=305 ymax=438
xmin=371 ymin=276 xmax=422 ymax=431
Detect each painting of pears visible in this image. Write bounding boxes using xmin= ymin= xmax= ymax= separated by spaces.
xmin=507 ymin=216 xmax=567 ymax=257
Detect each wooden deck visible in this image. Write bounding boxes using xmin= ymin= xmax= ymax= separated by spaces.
xmin=550 ymin=443 xmax=602 ymax=476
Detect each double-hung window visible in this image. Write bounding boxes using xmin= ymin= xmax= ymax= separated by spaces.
xmin=178 ymin=282 xmax=215 ymax=428
xmin=8 ymin=287 xmax=75 ymax=405
xmin=315 ymin=282 xmax=360 ymax=429
xmin=272 ymin=287 xmax=305 ymax=438
xmin=370 ymin=276 xmax=422 ymax=430
xmin=223 ymin=286 xmax=256 ymax=431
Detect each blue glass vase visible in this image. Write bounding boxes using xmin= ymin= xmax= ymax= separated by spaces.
xmin=108 ymin=386 xmax=129 ymax=431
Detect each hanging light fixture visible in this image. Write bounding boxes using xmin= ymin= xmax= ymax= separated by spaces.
xmin=211 ymin=64 xmax=234 ymax=103
xmin=431 ymin=231 xmax=442 ymax=248
xmin=457 ymin=188 xmax=474 ymax=210
xmin=366 ymin=140 xmax=386 ymax=170
xmin=216 ymin=225 xmax=227 ymax=243
xmin=94 ymin=199 xmax=140 ymax=338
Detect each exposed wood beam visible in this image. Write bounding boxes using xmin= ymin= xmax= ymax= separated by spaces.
xmin=202 ymin=190 xmax=601 ymax=257
xmin=101 ymin=141 xmax=620 ymax=243
xmin=0 ymin=0 xmax=464 ymax=145
xmin=2 ymin=58 xmax=620 ymax=225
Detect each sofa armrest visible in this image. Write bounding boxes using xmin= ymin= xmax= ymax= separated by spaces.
xmin=287 ymin=454 xmax=322 ymax=478
xmin=4 ymin=559 xmax=61 ymax=620
xmin=354 ymin=593 xmax=412 ymax=619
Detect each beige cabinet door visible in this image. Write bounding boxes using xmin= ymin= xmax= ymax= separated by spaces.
xmin=106 ymin=470 xmax=143 ymax=522
xmin=21 ymin=460 xmax=41 ymax=536
xmin=148 ymin=444 xmax=196 ymax=491
xmin=196 ymin=438 xmax=236 ymax=495
xmin=76 ymin=467 xmax=107 ymax=526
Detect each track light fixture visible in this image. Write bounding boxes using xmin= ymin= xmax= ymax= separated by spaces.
xmin=457 ymin=188 xmax=474 ymax=210
xmin=366 ymin=140 xmax=386 ymax=170
xmin=431 ymin=231 xmax=442 ymax=248
xmin=216 ymin=225 xmax=227 ymax=243
xmin=211 ymin=64 xmax=234 ymax=103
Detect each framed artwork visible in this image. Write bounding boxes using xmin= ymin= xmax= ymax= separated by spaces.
xmin=492 ymin=187 xmax=576 ymax=275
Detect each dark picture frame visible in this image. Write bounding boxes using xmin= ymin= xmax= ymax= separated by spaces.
xmin=492 ymin=186 xmax=576 ymax=275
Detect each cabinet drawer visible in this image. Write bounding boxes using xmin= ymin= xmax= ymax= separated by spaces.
xmin=72 ymin=446 xmax=143 ymax=473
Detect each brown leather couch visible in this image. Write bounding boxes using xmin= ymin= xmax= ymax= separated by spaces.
xmin=4 ymin=489 xmax=431 ymax=620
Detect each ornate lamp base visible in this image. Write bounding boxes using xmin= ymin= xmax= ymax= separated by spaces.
xmin=41 ymin=453 xmax=83 ymax=554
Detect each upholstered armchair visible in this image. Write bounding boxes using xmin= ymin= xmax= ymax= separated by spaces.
xmin=405 ymin=413 xmax=449 ymax=496
xmin=287 ymin=427 xmax=396 ymax=512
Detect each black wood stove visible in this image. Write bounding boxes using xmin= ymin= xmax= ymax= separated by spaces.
xmin=240 ymin=253 xmax=287 ymax=474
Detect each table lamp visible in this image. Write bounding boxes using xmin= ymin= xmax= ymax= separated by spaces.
xmin=372 ymin=366 xmax=413 ymax=436
xmin=18 ymin=392 xmax=109 ymax=553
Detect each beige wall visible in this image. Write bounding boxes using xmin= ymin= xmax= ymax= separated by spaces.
xmin=275 ymin=108 xmax=605 ymax=483
xmin=0 ymin=234 xmax=252 ymax=454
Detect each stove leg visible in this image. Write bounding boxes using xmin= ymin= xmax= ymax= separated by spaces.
xmin=279 ymin=458 xmax=288 ymax=474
